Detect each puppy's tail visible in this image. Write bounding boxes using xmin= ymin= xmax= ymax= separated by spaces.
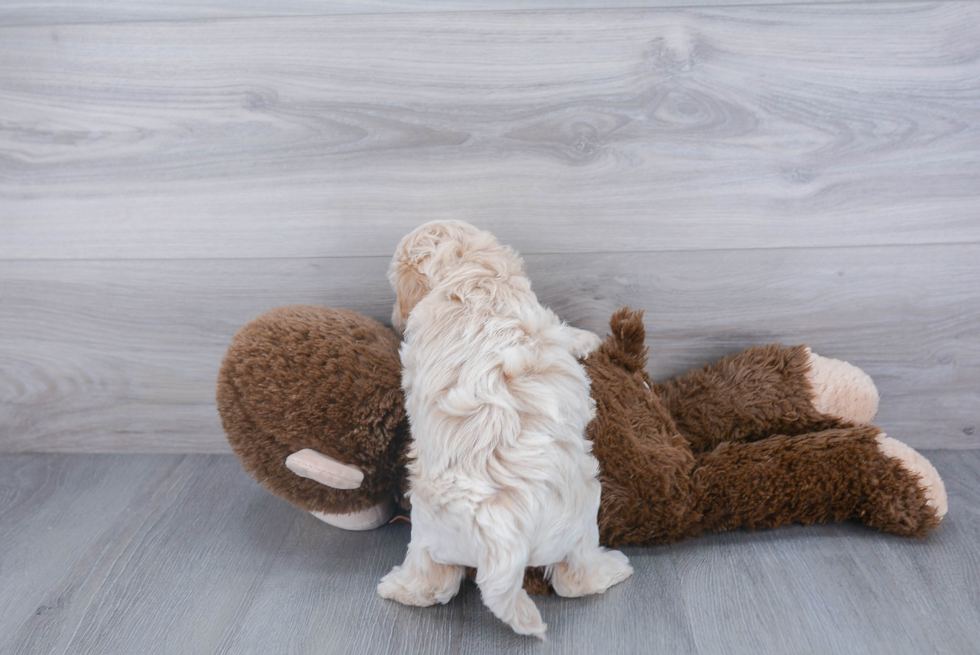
xmin=475 ymin=502 xmax=547 ymax=639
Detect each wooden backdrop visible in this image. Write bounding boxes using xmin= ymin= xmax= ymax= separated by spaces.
xmin=1 ymin=1 xmax=978 ymax=452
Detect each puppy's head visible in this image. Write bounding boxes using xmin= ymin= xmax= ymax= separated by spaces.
xmin=387 ymin=220 xmax=507 ymax=333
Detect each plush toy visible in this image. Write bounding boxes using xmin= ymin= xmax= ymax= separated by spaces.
xmin=217 ymin=305 xmax=947 ymax=592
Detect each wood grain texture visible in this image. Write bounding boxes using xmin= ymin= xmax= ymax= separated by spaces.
xmin=2 ymin=3 xmax=979 ymax=259
xmin=3 ymin=454 xmax=299 ymax=655
xmin=1 ymin=243 xmax=977 ymax=453
xmin=0 ymin=0 xmax=933 ymax=27
xmin=1 ymin=452 xmax=977 ymax=654
xmin=0 ymin=455 xmax=168 ymax=644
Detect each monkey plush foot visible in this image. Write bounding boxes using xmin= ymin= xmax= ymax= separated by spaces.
xmin=805 ymin=350 xmax=880 ymax=425
xmin=876 ymin=434 xmax=948 ymax=520
xmin=859 ymin=432 xmax=947 ymax=537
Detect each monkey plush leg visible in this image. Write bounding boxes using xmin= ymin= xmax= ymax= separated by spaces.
xmin=654 ymin=344 xmax=878 ymax=454
xmin=685 ymin=426 xmax=946 ymax=539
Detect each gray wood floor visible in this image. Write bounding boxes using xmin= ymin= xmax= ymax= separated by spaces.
xmin=2 ymin=451 xmax=978 ymax=654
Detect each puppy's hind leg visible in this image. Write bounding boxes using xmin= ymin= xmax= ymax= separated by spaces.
xmin=549 ymin=528 xmax=633 ymax=598
xmin=378 ymin=543 xmax=464 ymax=607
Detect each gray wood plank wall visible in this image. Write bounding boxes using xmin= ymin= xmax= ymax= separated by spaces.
xmin=1 ymin=3 xmax=978 ymax=452
xmin=0 ymin=0 xmax=948 ymax=27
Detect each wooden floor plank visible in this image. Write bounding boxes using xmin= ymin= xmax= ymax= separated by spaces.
xmin=4 ymin=455 xmax=299 ymax=655
xmin=852 ymin=451 xmax=980 ymax=653
xmin=0 ymin=455 xmax=173 ymax=646
xmin=219 ymin=515 xmax=470 ymax=655
xmin=2 ymin=243 xmax=977 ymax=453
xmin=0 ymin=452 xmax=976 ymax=654
xmin=2 ymin=4 xmax=978 ymax=259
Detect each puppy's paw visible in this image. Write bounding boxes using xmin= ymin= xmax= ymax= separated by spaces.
xmin=502 ymin=591 xmax=547 ymax=640
xmin=596 ymin=548 xmax=634 ymax=591
xmin=876 ymin=434 xmax=948 ymax=520
xmin=569 ymin=328 xmax=603 ymax=359
xmin=550 ymin=548 xmax=633 ymax=598
xmin=805 ymin=349 xmax=879 ymax=425
xmin=378 ymin=556 xmax=463 ymax=607
xmin=377 ymin=566 xmax=438 ymax=607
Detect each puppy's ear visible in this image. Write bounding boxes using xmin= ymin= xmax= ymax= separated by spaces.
xmin=395 ymin=262 xmax=431 ymax=324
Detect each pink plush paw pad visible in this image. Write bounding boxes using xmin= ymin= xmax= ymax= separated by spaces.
xmin=805 ymin=349 xmax=880 ymax=425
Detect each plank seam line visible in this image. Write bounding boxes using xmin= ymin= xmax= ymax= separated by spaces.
xmin=0 ymin=0 xmax=969 ymax=31
xmin=0 ymin=240 xmax=978 ymax=264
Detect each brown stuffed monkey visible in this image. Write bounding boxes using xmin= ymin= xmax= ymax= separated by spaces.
xmin=217 ymin=305 xmax=947 ymax=592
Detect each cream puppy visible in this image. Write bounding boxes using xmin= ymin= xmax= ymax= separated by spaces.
xmin=378 ymin=221 xmax=632 ymax=638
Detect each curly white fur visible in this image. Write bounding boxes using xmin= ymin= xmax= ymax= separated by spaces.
xmin=377 ymin=221 xmax=632 ymax=638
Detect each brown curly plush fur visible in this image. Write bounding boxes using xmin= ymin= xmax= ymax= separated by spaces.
xmin=217 ymin=305 xmax=941 ymax=593
xmin=217 ymin=306 xmax=411 ymax=516
xmin=585 ymin=308 xmax=939 ymax=546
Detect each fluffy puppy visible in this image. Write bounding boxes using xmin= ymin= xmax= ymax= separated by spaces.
xmin=377 ymin=220 xmax=632 ymax=638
